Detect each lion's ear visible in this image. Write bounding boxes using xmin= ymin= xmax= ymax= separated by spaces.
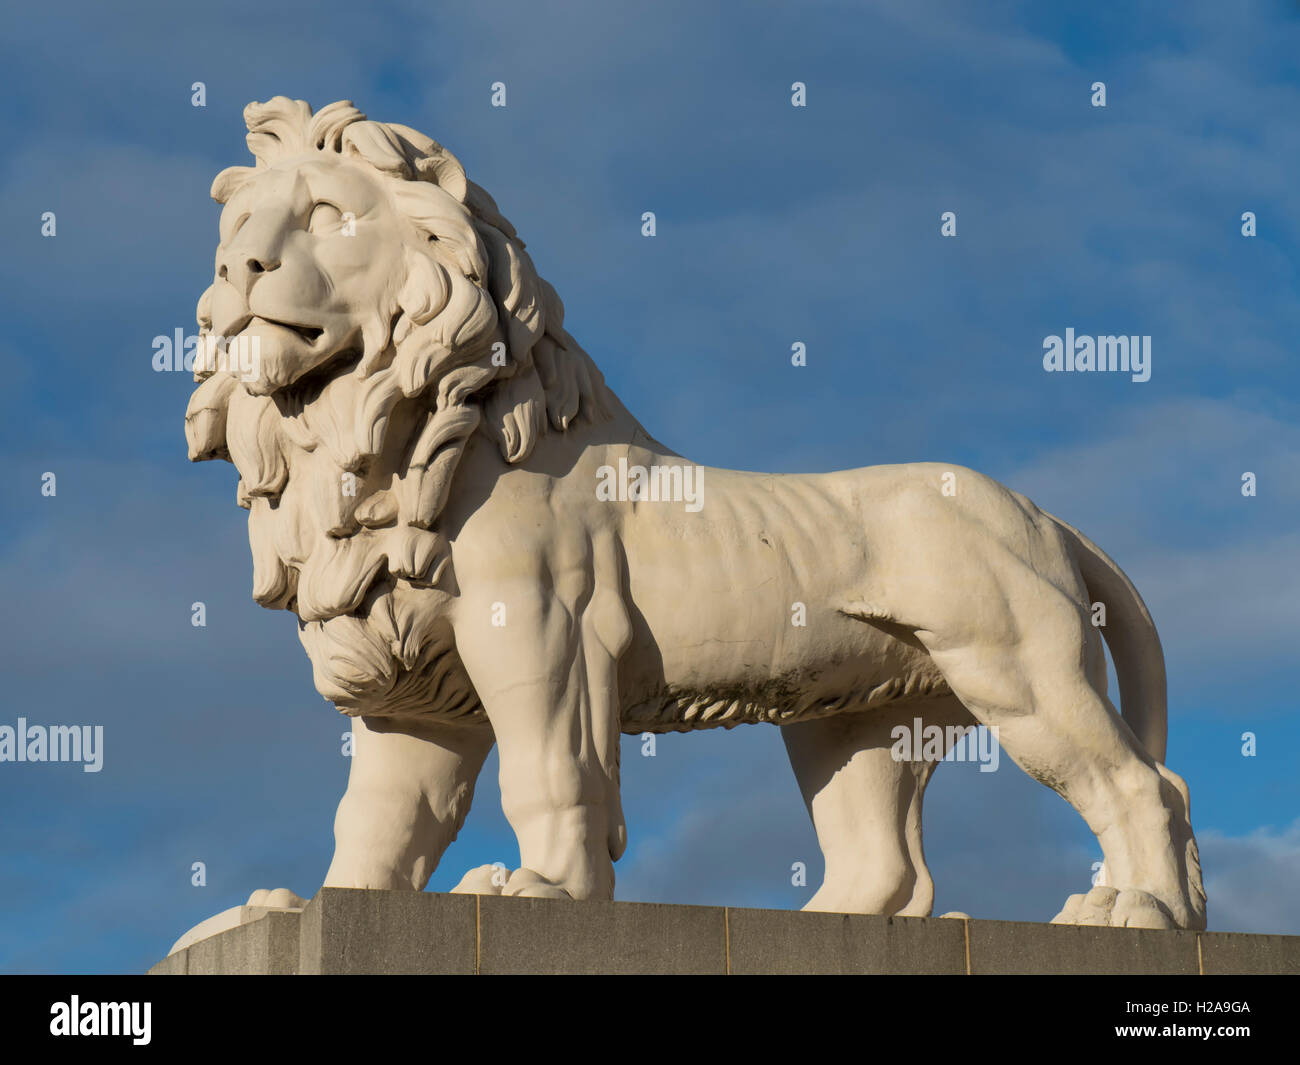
xmin=211 ymin=166 xmax=255 ymax=204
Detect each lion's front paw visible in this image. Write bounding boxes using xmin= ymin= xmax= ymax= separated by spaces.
xmin=168 ymin=886 xmax=308 ymax=955
xmin=246 ymin=887 xmax=308 ymax=910
xmin=450 ymin=864 xmax=507 ymax=896
xmin=1051 ymin=885 xmax=1177 ymax=929
xmin=449 ymin=865 xmax=575 ymax=899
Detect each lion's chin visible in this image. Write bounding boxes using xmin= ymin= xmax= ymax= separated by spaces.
xmin=239 ymin=318 xmax=335 ymax=396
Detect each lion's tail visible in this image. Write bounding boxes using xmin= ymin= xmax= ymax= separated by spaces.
xmin=1047 ymin=513 xmax=1168 ymax=763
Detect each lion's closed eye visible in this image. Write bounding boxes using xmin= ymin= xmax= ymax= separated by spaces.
xmin=308 ymin=201 xmax=344 ymax=234
xmin=227 ymin=211 xmax=251 ymax=240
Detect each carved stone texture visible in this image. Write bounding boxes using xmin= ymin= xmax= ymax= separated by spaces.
xmin=172 ymin=98 xmax=1207 ymax=954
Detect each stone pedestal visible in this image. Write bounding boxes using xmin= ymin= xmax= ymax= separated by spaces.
xmin=150 ymin=889 xmax=1300 ymax=975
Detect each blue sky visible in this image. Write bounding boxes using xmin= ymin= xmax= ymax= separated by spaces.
xmin=1 ymin=0 xmax=1298 ymax=973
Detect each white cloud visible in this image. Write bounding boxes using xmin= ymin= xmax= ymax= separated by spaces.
xmin=1199 ymin=820 xmax=1300 ymax=933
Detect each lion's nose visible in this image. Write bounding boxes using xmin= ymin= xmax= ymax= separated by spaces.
xmin=245 ymin=254 xmax=278 ymax=274
xmin=218 ymin=253 xmax=280 ymax=292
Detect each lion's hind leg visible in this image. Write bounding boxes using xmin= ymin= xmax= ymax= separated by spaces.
xmin=915 ymin=585 xmax=1205 ymax=930
xmin=781 ymin=699 xmax=971 ymax=916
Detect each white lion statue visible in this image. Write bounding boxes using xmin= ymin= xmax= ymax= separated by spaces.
xmin=175 ymin=97 xmax=1205 ymax=950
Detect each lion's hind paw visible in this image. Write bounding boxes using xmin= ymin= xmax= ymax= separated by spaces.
xmin=1051 ymin=885 xmax=1178 ymax=929
xmin=450 ymin=865 xmax=574 ymax=899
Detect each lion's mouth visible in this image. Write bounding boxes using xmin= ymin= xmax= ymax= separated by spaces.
xmin=255 ymin=316 xmax=325 ymax=344
xmin=241 ymin=314 xmax=325 ymax=348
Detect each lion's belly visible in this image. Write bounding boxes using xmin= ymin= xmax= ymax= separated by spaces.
xmin=614 ymin=466 xmax=952 ymax=733
xmin=619 ymin=642 xmax=951 ymax=734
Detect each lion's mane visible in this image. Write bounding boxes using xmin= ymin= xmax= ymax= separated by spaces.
xmin=185 ymin=97 xmax=613 ymax=715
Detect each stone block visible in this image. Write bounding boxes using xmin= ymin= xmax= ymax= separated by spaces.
xmin=477 ymin=895 xmax=727 ymax=975
xmin=967 ymin=919 xmax=1199 ymax=975
xmin=1199 ymin=931 xmax=1300 ymax=975
xmin=298 ymin=888 xmax=475 ymax=975
xmin=726 ymin=908 xmax=966 ymax=975
xmin=186 ymin=909 xmax=300 ymax=975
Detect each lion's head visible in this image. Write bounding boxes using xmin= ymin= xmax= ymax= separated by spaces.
xmin=185 ymin=97 xmax=613 ymax=714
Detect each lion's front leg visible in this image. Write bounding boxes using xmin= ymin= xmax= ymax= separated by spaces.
xmin=451 ymin=587 xmax=628 ymax=901
xmin=324 ymin=715 xmax=494 ymax=890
